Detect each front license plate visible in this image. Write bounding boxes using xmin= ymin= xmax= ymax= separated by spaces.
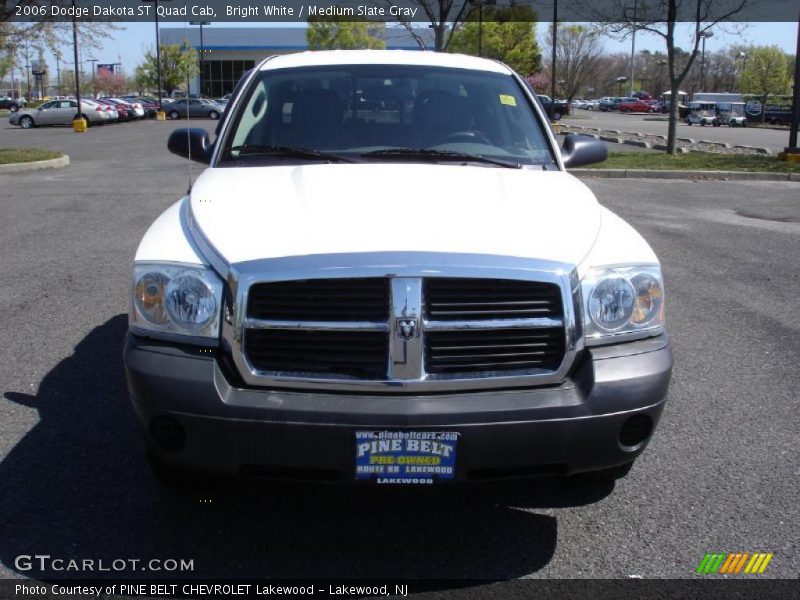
xmin=354 ymin=431 xmax=459 ymax=485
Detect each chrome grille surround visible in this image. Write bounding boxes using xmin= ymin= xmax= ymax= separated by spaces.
xmin=218 ymin=252 xmax=585 ymax=394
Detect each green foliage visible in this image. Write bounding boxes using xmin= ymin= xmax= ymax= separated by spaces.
xmin=307 ymin=19 xmax=386 ymax=50
xmin=739 ymin=45 xmax=791 ymax=99
xmin=448 ymin=4 xmax=540 ymax=75
xmin=137 ymin=45 xmax=199 ymax=96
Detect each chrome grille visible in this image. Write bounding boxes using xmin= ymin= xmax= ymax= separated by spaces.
xmin=237 ymin=271 xmax=572 ymax=390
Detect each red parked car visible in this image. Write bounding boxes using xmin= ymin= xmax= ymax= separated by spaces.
xmin=618 ymin=99 xmax=657 ymax=113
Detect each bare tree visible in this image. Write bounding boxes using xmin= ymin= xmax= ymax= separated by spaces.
xmin=542 ymin=23 xmax=604 ymax=101
xmin=583 ymin=0 xmax=753 ymax=154
xmin=384 ymin=0 xmax=473 ymax=51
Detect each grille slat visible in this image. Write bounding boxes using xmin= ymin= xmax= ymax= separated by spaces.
xmin=426 ymin=327 xmax=565 ymax=374
xmin=245 ymin=329 xmax=388 ymax=378
xmin=248 ymin=278 xmax=389 ymax=322
xmin=425 ymin=278 xmax=562 ymax=321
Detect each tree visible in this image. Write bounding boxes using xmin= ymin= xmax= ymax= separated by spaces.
xmin=94 ymin=69 xmax=127 ymax=96
xmin=306 ymin=19 xmax=385 ymax=50
xmin=542 ymin=24 xmax=603 ymax=100
xmin=739 ymin=45 xmax=791 ymax=122
xmin=585 ymin=0 xmax=754 ymax=154
xmin=448 ymin=4 xmax=540 ymax=75
xmin=137 ymin=44 xmax=198 ymax=96
xmin=384 ymin=0 xmax=473 ymax=51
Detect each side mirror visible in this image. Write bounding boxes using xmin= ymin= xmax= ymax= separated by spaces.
xmin=167 ymin=128 xmax=214 ymax=164
xmin=561 ymin=134 xmax=608 ymax=169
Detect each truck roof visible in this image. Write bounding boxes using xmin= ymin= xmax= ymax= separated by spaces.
xmin=258 ymin=50 xmax=512 ymax=75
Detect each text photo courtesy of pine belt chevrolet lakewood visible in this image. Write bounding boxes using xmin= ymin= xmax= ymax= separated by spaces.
xmin=124 ymin=50 xmax=672 ymax=487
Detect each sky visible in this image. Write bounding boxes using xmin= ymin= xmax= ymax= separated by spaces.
xmin=28 ymin=21 xmax=800 ymax=80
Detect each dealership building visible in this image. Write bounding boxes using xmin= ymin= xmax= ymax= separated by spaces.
xmin=159 ymin=26 xmax=434 ymax=97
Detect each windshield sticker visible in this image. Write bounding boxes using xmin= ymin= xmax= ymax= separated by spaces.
xmin=499 ymin=94 xmax=517 ymax=107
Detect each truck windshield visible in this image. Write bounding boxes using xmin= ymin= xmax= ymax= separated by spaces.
xmin=219 ymin=64 xmax=556 ymax=167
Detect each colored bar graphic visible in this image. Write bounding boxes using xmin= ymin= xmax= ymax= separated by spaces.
xmin=698 ymin=552 xmax=773 ymax=575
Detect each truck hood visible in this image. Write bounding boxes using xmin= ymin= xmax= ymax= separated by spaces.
xmin=188 ymin=164 xmax=601 ymax=266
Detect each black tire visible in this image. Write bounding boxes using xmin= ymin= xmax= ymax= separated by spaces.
xmin=146 ymin=449 xmax=203 ymax=490
xmin=552 ymin=111 xmax=561 ymax=120
xmin=208 ymin=110 xmax=220 ymax=120
xmin=10 ymin=104 xmax=19 ymax=112
xmin=19 ymin=115 xmax=34 ymax=129
xmin=169 ymin=110 xmax=179 ymax=120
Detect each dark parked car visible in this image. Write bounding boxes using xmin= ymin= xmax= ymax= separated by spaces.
xmin=536 ymin=95 xmax=570 ymax=120
xmin=166 ymin=98 xmax=223 ymax=120
xmin=0 ymin=95 xmax=26 ymax=112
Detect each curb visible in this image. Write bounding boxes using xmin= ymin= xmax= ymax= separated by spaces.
xmin=0 ymin=154 xmax=70 ymax=174
xmin=571 ymin=168 xmax=800 ymax=182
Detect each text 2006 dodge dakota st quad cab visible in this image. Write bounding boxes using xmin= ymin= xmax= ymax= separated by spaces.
xmin=123 ymin=51 xmax=672 ymax=486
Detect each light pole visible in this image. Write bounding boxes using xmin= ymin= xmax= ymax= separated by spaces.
xmin=71 ymin=0 xmax=84 ymax=130
xmin=736 ymin=51 xmax=747 ymax=90
xmin=700 ymin=31 xmax=713 ymax=92
xmin=190 ymin=21 xmax=210 ymax=96
xmin=468 ymin=0 xmax=496 ymax=58
xmin=628 ymin=0 xmax=637 ymax=96
xmin=657 ymin=59 xmax=666 ymax=96
xmin=787 ymin=10 xmax=799 ymax=153
xmin=85 ymin=58 xmax=98 ymax=97
xmin=141 ymin=0 xmax=172 ymax=115
xmin=550 ymin=0 xmax=558 ymax=121
xmin=4 ymin=44 xmax=15 ymax=100
xmin=616 ymin=76 xmax=627 ymax=97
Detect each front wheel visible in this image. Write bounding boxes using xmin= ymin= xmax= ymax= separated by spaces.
xmin=10 ymin=104 xmax=19 ymax=112
xmin=169 ymin=110 xmax=179 ymax=120
xmin=208 ymin=110 xmax=220 ymax=120
xmin=19 ymin=115 xmax=34 ymax=129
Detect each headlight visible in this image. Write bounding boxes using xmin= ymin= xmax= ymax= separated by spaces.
xmin=130 ymin=263 xmax=223 ymax=343
xmin=581 ymin=265 xmax=664 ymax=346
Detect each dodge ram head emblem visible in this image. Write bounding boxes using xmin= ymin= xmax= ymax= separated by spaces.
xmin=396 ymin=318 xmax=419 ymax=340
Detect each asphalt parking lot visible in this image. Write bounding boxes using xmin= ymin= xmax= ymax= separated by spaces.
xmin=564 ymin=110 xmax=791 ymax=153
xmin=1 ymin=121 xmax=798 ymax=584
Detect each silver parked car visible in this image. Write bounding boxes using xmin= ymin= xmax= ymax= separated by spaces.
xmin=9 ymin=99 xmax=105 ymax=128
xmin=166 ymin=98 xmax=222 ymax=120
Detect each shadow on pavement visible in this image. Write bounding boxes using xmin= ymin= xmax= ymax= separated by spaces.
xmin=1 ymin=315 xmax=613 ymax=582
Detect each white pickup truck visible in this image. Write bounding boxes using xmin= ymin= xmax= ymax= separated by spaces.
xmin=124 ymin=50 xmax=672 ymax=486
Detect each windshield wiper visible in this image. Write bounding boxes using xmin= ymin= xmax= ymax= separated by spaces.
xmin=362 ymin=148 xmax=522 ymax=169
xmin=227 ymin=144 xmax=355 ymax=163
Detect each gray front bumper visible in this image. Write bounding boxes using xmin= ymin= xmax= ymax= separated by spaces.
xmin=124 ymin=334 xmax=673 ymax=481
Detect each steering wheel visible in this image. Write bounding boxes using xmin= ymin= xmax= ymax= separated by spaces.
xmin=441 ymin=131 xmax=492 ymax=145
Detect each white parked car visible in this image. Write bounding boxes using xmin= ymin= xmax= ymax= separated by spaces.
xmin=125 ymin=50 xmax=672 ymax=487
xmin=9 ymin=99 xmax=105 ymax=128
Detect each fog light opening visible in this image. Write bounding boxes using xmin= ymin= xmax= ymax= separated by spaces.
xmin=149 ymin=416 xmax=186 ymax=452
xmin=619 ymin=414 xmax=653 ymax=449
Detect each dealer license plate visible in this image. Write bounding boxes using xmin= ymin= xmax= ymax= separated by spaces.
xmin=354 ymin=431 xmax=459 ymax=484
